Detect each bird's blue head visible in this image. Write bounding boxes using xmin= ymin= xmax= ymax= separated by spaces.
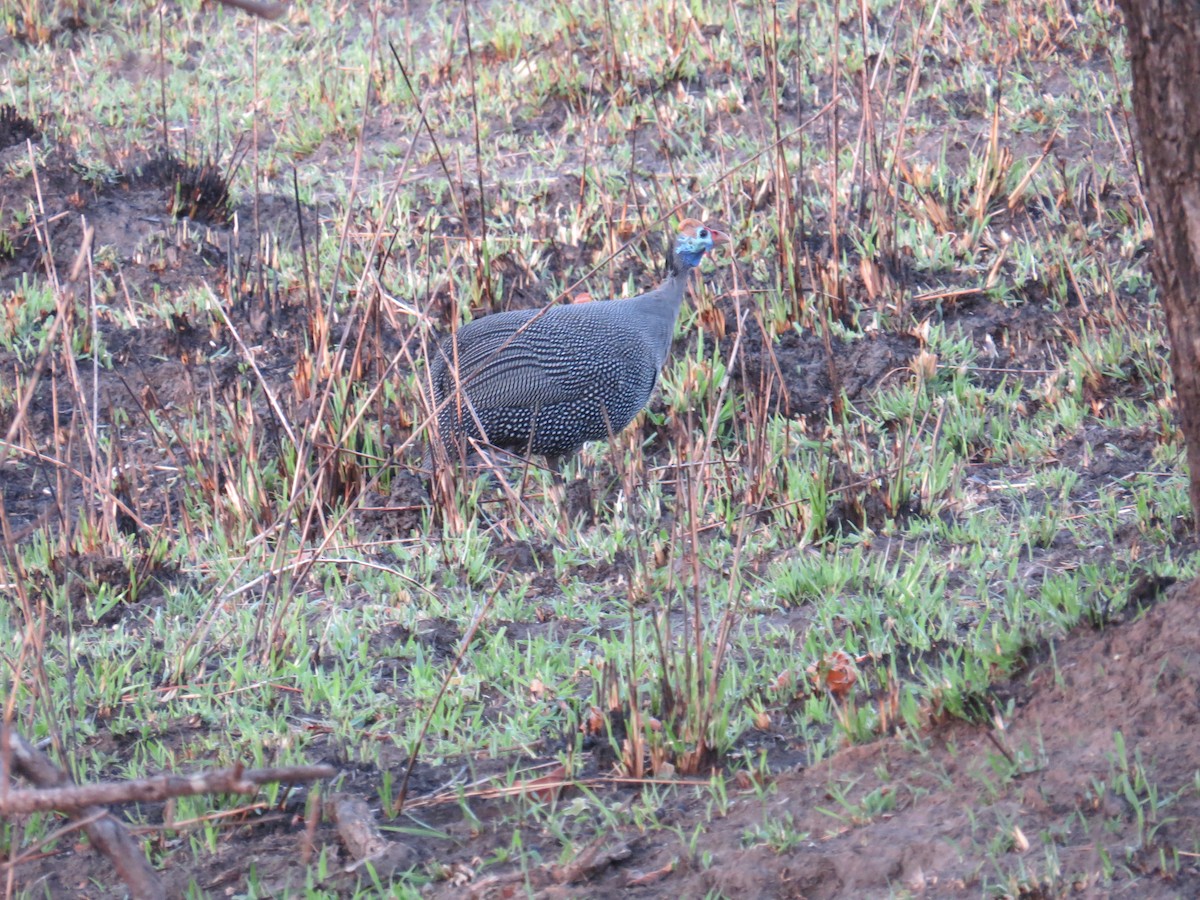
xmin=673 ymin=218 xmax=731 ymax=270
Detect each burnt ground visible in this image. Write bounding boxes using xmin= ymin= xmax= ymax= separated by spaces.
xmin=5 ymin=133 xmax=1197 ymax=898
xmin=14 ymin=564 xmax=1200 ymax=898
xmin=3 ymin=7 xmax=1200 ymax=897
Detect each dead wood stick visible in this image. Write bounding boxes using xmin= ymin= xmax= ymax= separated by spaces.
xmin=1 ymin=760 xmax=337 ymax=815
xmin=553 ymin=837 xmax=631 ymax=884
xmin=2 ymin=725 xmax=164 ymax=900
xmin=328 ymin=793 xmax=389 ymax=860
xmin=327 ymin=793 xmax=418 ymax=875
xmin=465 ymin=838 xmax=632 ymax=897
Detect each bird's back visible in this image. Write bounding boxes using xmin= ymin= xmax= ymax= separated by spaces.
xmin=429 ymin=299 xmax=664 ymax=458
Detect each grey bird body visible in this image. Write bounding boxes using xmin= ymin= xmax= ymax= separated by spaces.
xmin=428 ymin=219 xmax=729 ymax=465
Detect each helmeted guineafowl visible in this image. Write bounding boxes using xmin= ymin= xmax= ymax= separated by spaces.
xmin=427 ymin=218 xmax=730 ymax=469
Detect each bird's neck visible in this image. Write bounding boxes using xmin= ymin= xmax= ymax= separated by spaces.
xmin=671 ymin=247 xmax=704 ymax=276
xmin=655 ymin=248 xmax=700 ymax=313
xmin=658 ymin=258 xmax=694 ymax=315
xmin=631 ymin=256 xmax=695 ymax=369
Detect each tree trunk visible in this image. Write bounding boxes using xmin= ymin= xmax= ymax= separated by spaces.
xmin=1118 ymin=0 xmax=1200 ymax=524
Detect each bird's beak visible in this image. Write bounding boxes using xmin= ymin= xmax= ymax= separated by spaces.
xmin=708 ymin=227 xmax=732 ymax=247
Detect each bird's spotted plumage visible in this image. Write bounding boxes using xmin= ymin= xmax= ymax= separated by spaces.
xmin=429 ymin=218 xmax=730 ymax=465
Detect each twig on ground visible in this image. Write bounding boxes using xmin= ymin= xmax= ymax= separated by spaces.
xmin=1 ymin=758 xmax=336 ymax=815
xmin=465 ymin=836 xmax=631 ymax=897
xmin=3 ymin=723 xmax=334 ymax=898
xmin=2 ymin=724 xmax=165 ymax=899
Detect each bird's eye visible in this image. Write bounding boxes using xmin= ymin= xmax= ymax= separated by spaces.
xmin=698 ymin=228 xmax=709 ymax=239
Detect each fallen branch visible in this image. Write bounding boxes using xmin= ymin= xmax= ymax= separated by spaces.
xmin=0 ymin=761 xmax=337 ymax=815
xmin=2 ymin=723 xmax=335 ymax=899
xmin=2 ymin=725 xmax=164 ymax=899
xmin=328 ymin=793 xmax=389 ymax=860
xmin=465 ymin=836 xmax=631 ymax=896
